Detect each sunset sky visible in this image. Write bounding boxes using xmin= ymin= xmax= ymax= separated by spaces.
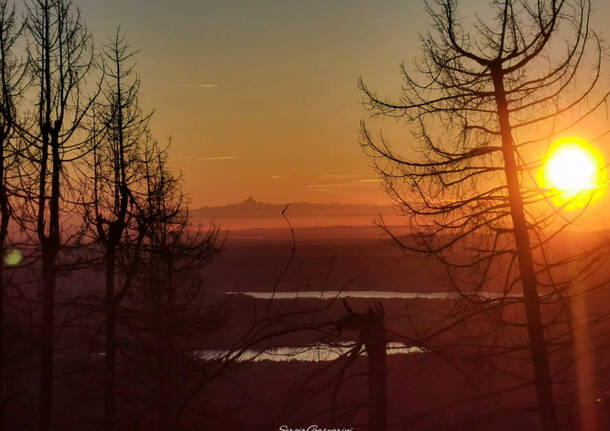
xmin=78 ymin=0 xmax=610 ymax=208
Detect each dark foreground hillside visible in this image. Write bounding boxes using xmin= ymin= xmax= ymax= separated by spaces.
xmin=6 ymin=225 xmax=610 ymax=430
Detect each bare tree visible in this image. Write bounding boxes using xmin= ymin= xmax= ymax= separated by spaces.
xmin=84 ymin=27 xmax=151 ymax=431
xmin=359 ymin=0 xmax=610 ymax=429
xmin=118 ymin=139 xmax=223 ymax=431
xmin=0 ymin=0 xmax=26 ymax=427
xmin=22 ymin=1 xmax=98 ymax=429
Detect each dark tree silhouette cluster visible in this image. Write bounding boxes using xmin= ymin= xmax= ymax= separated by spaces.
xmin=0 ymin=1 xmax=227 ymax=430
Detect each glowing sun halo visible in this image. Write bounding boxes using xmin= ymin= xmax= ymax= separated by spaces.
xmin=539 ymin=137 xmax=606 ymax=209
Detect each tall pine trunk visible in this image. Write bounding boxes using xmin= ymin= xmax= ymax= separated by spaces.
xmin=38 ymin=128 xmax=61 ymax=431
xmin=0 ymin=259 xmax=4 ymax=430
xmin=491 ymin=63 xmax=558 ymax=431
xmin=39 ymin=249 xmax=56 ymax=431
xmin=0 ymin=143 xmax=9 ymax=431
xmin=104 ymin=248 xmax=117 ymax=431
xmin=364 ymin=312 xmax=387 ymax=431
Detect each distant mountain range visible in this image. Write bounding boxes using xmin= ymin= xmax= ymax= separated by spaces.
xmin=190 ymin=197 xmax=397 ymax=219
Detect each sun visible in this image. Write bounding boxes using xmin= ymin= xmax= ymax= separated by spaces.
xmin=538 ymin=137 xmax=606 ymax=209
xmin=546 ymin=145 xmax=597 ymax=193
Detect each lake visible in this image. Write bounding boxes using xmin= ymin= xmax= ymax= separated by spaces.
xmin=224 ymin=290 xmax=519 ymax=300
xmin=195 ymin=342 xmax=427 ymax=362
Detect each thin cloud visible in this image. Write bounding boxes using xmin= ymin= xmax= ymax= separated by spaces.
xmin=271 ymin=175 xmax=287 ymax=180
xmin=319 ymin=174 xmax=368 ymax=179
xmin=304 ymin=178 xmax=382 ymax=189
xmin=304 ymin=182 xmax=379 ymax=189
xmin=174 ymin=155 xmax=237 ymax=161
xmin=175 ymin=83 xmax=220 ymax=88
xmin=304 ymin=183 xmax=349 ymax=189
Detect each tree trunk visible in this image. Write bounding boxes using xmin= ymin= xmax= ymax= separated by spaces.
xmin=104 ymin=248 xmax=117 ymax=431
xmin=491 ymin=64 xmax=558 ymax=431
xmin=39 ymin=248 xmax=57 ymax=431
xmin=39 ymin=131 xmax=61 ymax=431
xmin=0 ymin=260 xmax=5 ymax=431
xmin=364 ymin=317 xmax=387 ymax=431
xmin=163 ymin=262 xmax=175 ymax=431
xmin=0 ymin=134 xmax=8 ymax=431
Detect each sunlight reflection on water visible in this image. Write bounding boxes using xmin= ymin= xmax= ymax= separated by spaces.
xmin=194 ymin=342 xmax=427 ymax=362
xmin=224 ymin=290 xmax=519 ymax=300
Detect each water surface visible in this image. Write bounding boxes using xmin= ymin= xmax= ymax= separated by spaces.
xmin=195 ymin=342 xmax=426 ymax=362
xmin=224 ymin=290 xmax=518 ymax=300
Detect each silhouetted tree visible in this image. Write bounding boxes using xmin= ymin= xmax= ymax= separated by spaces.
xmin=359 ymin=0 xmax=610 ymax=429
xmin=22 ymin=1 xmax=98 ymax=429
xmin=0 ymin=0 xmax=26 ymax=427
xmin=119 ymin=139 xmax=223 ymax=431
xmin=83 ymin=27 xmax=151 ymax=431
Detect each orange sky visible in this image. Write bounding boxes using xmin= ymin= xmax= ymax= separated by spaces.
xmin=79 ymin=0 xmax=610 ymax=208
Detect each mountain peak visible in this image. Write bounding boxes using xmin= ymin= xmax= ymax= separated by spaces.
xmin=191 ymin=199 xmax=395 ymax=220
xmin=241 ymin=196 xmax=259 ymax=206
